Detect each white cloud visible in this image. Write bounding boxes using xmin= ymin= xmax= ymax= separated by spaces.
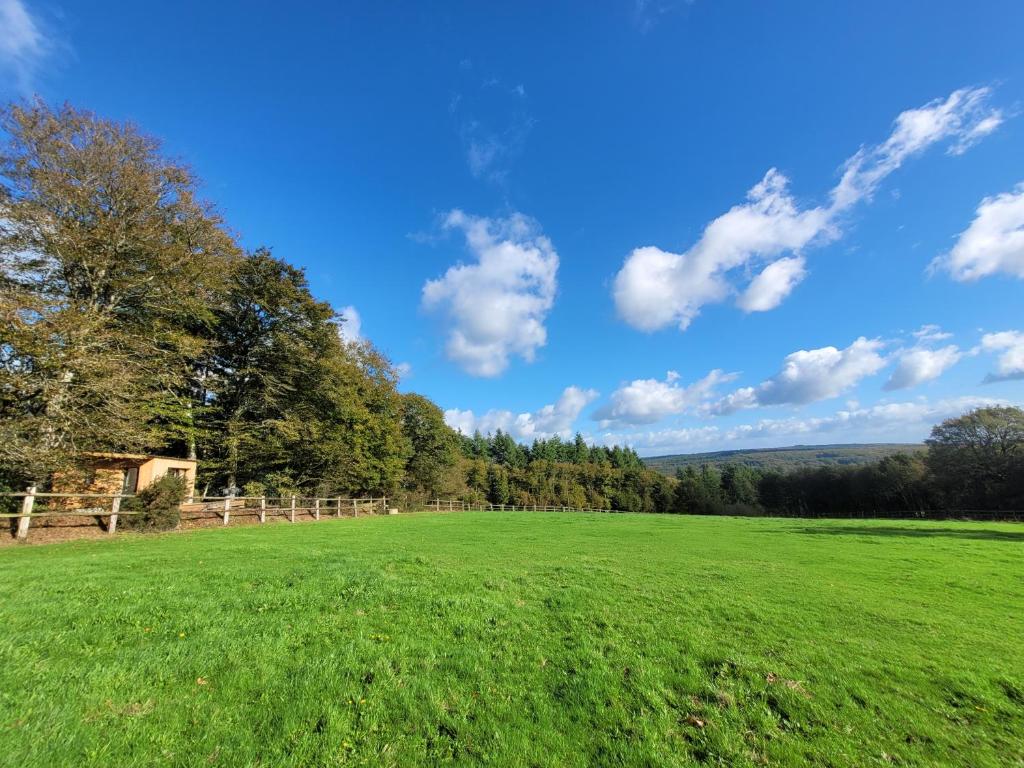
xmin=593 ymin=425 xmax=721 ymax=452
xmin=980 ymin=330 xmax=1024 ymax=382
xmin=614 ymin=170 xmax=832 ymax=331
xmin=395 ymin=361 xmax=412 ymax=378
xmin=422 ymin=210 xmax=558 ymax=377
xmin=723 ymin=396 xmax=1010 ymax=446
xmin=830 ymin=87 xmax=1002 ymax=208
xmin=738 ymin=255 xmax=808 ymax=312
xmin=613 ymin=86 xmax=1003 ymax=332
xmin=593 ymin=369 xmax=735 ymax=427
xmin=935 ymin=183 xmax=1024 ymax=281
xmin=884 ymin=346 xmax=961 ymax=390
xmin=443 ymin=408 xmax=479 ymax=436
xmin=604 ymin=395 xmax=1014 ymax=455
xmin=444 ymin=386 xmax=598 ymax=441
xmin=884 ymin=326 xmax=961 ymax=390
xmin=336 ymin=305 xmax=362 ymax=343
xmin=0 ymin=0 xmax=51 ymax=92
xmin=713 ymin=337 xmax=888 ymax=413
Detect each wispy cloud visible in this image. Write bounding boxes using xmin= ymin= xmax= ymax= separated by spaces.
xmin=613 ymin=86 xmax=1005 ymax=332
xmin=450 ymin=68 xmax=534 ymax=184
xmin=0 ymin=0 xmax=54 ymax=93
xmin=632 ymin=0 xmax=695 ymax=34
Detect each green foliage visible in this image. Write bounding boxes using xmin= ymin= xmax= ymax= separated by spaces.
xmin=0 ymin=100 xmax=445 ymax=502
xmin=926 ymin=406 xmax=1024 ymax=509
xmin=120 ymin=474 xmax=186 ymax=532
xmin=452 ymin=429 xmax=661 ymax=512
xmin=645 ymin=443 xmax=922 ymax=476
xmin=401 ymin=393 xmax=458 ymax=497
xmin=1 ymin=514 xmax=1022 ymax=766
xmin=242 ymin=481 xmax=266 ymax=498
xmin=673 ymin=465 xmax=726 ymax=515
xmin=461 ymin=431 xmax=645 ymax=470
xmin=486 ymin=463 xmax=510 ymax=504
xmin=653 ymin=409 xmax=1024 ymax=518
xmin=0 ymin=101 xmax=236 ymax=480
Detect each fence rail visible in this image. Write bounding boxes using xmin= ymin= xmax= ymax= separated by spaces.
xmin=0 ymin=488 xmax=141 ymax=541
xmin=3 ymin=489 xmax=389 ymax=542
xmin=182 ymin=495 xmax=388 ymax=525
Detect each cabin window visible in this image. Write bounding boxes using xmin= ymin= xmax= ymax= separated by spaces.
xmin=122 ymin=467 xmax=139 ymax=494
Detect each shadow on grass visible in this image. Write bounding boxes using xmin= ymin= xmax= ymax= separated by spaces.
xmin=794 ymin=526 xmax=1024 ymax=542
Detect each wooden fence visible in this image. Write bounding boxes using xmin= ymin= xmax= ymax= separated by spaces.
xmin=2 ymin=490 xmax=389 ymax=542
xmin=0 ymin=488 xmax=139 ymax=541
xmin=180 ymin=496 xmax=388 ymax=525
xmin=427 ymin=500 xmax=623 ymax=514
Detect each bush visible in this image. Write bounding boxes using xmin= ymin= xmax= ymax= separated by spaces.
xmin=120 ymin=474 xmax=186 ymax=532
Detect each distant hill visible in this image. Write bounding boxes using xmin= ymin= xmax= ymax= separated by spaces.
xmin=643 ymin=443 xmax=923 ymax=475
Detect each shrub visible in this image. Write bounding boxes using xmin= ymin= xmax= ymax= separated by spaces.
xmin=242 ymin=480 xmax=265 ymax=498
xmin=120 ymin=474 xmax=186 ymax=532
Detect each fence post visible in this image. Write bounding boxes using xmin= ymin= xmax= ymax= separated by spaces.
xmin=352 ymin=498 xmax=357 ymax=517
xmin=314 ymin=498 xmax=320 ymax=520
xmin=290 ymin=495 xmax=296 ymax=523
xmin=223 ymin=496 xmax=231 ymax=526
xmin=108 ymin=494 xmax=121 ymax=534
xmin=16 ymin=485 xmax=36 ymax=541
xmin=259 ymin=496 xmax=266 ymax=524
xmin=337 ymin=497 xmax=342 ymax=518
xmin=383 ymin=496 xmax=388 ymax=514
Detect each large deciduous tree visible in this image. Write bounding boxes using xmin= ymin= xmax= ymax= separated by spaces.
xmin=0 ymin=101 xmax=238 ymax=482
xmin=926 ymin=406 xmax=1024 ymax=509
xmin=400 ymin=393 xmax=458 ymax=497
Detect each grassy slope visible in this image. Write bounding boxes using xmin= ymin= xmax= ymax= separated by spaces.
xmin=643 ymin=444 xmax=922 ymax=475
xmin=0 ymin=513 xmax=1021 ymax=768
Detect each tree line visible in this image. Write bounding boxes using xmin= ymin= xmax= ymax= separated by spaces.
xmin=458 ymin=430 xmax=645 ymax=470
xmin=668 ymin=406 xmax=1024 ymax=517
xmin=0 ymin=100 xmax=658 ymax=508
xmin=450 ymin=430 xmax=670 ymax=512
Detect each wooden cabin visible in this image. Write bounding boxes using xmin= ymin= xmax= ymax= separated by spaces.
xmin=53 ymin=452 xmax=197 ymax=500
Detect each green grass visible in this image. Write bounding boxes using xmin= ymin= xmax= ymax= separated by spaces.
xmin=1 ymin=513 xmax=1022 ymax=767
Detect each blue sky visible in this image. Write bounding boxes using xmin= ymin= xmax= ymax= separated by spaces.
xmin=3 ymin=0 xmax=1022 ymax=455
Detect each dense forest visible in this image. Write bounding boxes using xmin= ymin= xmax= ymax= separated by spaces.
xmin=667 ymin=406 xmax=1024 ymax=517
xmin=453 ymin=431 xmax=672 ymax=512
xmin=643 ymin=443 xmax=921 ymax=475
xmin=2 ymin=101 xmax=1021 ymax=518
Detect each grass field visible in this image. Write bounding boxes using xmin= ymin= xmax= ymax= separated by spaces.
xmin=1 ymin=512 xmax=1022 ymax=767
